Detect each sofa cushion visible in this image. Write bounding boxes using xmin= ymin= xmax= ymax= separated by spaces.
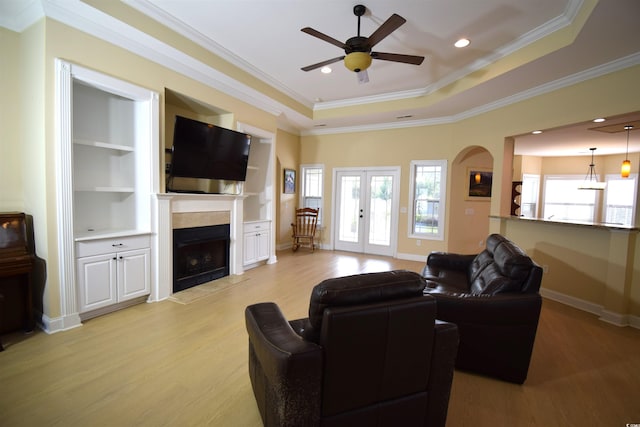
xmin=470 ymin=262 xmax=524 ymax=295
xmin=468 ymin=249 xmax=494 ymax=285
xmin=305 ymin=270 xmax=426 ymax=341
xmin=493 ymin=239 xmax=533 ymax=282
xmin=469 ymin=237 xmax=534 ymax=295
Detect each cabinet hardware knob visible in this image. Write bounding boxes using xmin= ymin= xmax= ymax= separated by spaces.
xmin=112 ymin=243 xmax=124 ymax=247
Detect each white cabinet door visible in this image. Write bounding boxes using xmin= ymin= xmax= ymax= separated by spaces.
xmin=118 ymin=248 xmax=151 ymax=301
xmin=256 ymin=230 xmax=270 ymax=261
xmin=243 ymin=232 xmax=258 ymax=265
xmin=77 ymin=254 xmax=117 ymax=312
xmin=243 ymin=221 xmax=271 ymax=266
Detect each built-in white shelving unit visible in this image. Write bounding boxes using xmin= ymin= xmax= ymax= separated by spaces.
xmin=55 ymin=60 xmax=159 ymax=323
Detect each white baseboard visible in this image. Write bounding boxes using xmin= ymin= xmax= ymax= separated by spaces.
xmin=396 ymin=252 xmax=428 ymax=263
xmin=540 ymin=287 xmax=639 ymax=329
xmin=39 ymin=312 xmax=82 ymax=334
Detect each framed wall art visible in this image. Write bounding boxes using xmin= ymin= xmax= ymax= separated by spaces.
xmin=466 ymin=167 xmax=492 ymax=200
xmin=284 ymin=168 xmax=296 ymax=194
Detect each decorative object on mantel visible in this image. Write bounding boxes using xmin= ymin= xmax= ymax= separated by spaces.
xmin=578 ymin=148 xmax=606 ymax=190
xmin=621 ymin=125 xmax=633 ymax=178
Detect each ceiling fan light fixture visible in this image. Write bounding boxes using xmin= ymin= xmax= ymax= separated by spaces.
xmin=344 ymin=52 xmax=372 ymax=72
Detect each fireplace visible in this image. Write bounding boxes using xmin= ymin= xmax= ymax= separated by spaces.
xmin=173 ymin=224 xmax=230 ymax=293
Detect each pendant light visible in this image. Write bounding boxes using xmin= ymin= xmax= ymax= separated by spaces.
xmin=621 ymin=125 xmax=633 ymax=178
xmin=578 ymin=148 xmax=606 ymax=190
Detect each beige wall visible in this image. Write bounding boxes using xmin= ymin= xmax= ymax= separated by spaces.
xmin=4 ymin=14 xmax=640 ymax=325
xmin=514 ymin=152 xmax=640 ymax=221
xmin=0 ymin=28 xmax=23 ymax=210
xmin=275 ymin=129 xmax=300 ymax=247
xmin=301 ymin=66 xmax=640 ymax=325
xmin=301 ymin=124 xmax=456 ymax=256
xmin=7 ymin=19 xmax=281 ymax=321
xmin=449 ymin=147 xmax=494 ymax=253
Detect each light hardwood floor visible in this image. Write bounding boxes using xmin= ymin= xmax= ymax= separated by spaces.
xmin=1 ymin=250 xmax=639 ymax=426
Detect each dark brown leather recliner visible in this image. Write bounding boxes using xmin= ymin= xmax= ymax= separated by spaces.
xmin=245 ymin=270 xmax=459 ymax=427
xmin=422 ymin=233 xmax=543 ymax=384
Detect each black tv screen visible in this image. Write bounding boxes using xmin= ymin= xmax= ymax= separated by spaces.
xmin=170 ymin=115 xmax=252 ymax=182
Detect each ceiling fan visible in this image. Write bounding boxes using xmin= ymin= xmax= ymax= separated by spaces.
xmin=301 ymin=4 xmax=425 ymax=83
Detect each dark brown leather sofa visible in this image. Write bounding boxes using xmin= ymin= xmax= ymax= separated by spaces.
xmin=245 ymin=270 xmax=459 ymax=427
xmin=422 ymin=234 xmax=543 ymax=384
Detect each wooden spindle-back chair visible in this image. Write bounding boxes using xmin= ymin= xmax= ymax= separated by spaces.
xmin=291 ymin=208 xmax=319 ymax=252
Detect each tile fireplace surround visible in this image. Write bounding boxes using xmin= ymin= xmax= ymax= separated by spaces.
xmin=154 ymin=193 xmax=245 ymax=301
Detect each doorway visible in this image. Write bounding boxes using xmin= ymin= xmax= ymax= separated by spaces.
xmin=333 ymin=168 xmax=400 ymax=256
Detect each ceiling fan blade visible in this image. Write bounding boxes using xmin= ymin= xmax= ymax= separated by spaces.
xmin=367 ymin=14 xmax=406 ymax=48
xmin=371 ymin=52 xmax=425 ymax=65
xmin=301 ymin=27 xmax=347 ymax=50
xmin=301 ymin=56 xmax=345 ymax=72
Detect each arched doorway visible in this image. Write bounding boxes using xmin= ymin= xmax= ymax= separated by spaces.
xmin=448 ymin=146 xmax=494 ymax=253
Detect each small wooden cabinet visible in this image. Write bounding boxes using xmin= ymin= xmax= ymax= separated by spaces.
xmin=243 ymin=220 xmax=270 ymax=267
xmin=76 ymin=235 xmax=150 ymax=315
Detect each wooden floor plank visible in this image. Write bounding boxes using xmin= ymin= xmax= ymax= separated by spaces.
xmin=1 ymin=249 xmax=639 ymax=426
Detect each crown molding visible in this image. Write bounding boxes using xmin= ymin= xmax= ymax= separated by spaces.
xmin=0 ymin=0 xmax=43 ymax=32
xmin=5 ymin=0 xmax=633 ymax=137
xmin=314 ymin=0 xmax=584 ymax=111
xmin=124 ymin=0 xmax=314 ymax=110
xmin=37 ymin=0 xmax=312 ymax=130
xmin=303 ymin=52 xmax=640 ymax=136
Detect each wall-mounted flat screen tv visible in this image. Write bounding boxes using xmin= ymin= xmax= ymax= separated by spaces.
xmin=169 ymin=115 xmax=252 ymax=183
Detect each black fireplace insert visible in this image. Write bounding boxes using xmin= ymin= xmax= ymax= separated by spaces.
xmin=173 ymin=224 xmax=230 ymax=293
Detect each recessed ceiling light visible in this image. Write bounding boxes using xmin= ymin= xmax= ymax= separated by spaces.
xmin=593 ymin=117 xmax=606 ymax=123
xmin=454 ymin=38 xmax=470 ymax=48
xmin=320 ymin=66 xmax=332 ymax=74
xmin=532 ymin=130 xmax=542 ymax=134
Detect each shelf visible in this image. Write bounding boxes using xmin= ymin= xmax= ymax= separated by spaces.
xmin=74 ymin=229 xmax=151 ymax=241
xmin=75 ymin=187 xmax=135 ymax=193
xmin=74 ymin=138 xmax=134 ymax=152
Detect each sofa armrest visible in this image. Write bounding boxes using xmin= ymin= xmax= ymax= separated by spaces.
xmin=427 ymin=291 xmax=542 ymax=325
xmin=426 ymin=252 xmax=476 ymax=273
xmin=245 ymin=302 xmax=323 ymax=426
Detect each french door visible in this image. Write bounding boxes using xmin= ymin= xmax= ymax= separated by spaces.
xmin=333 ymin=168 xmax=400 ymax=256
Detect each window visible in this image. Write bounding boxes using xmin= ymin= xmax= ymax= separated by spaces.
xmin=409 ymin=160 xmax=447 ymax=239
xmin=300 ymin=164 xmax=324 ymax=223
xmin=604 ymin=174 xmax=637 ymax=226
xmin=543 ymin=175 xmax=597 ymax=222
xmin=520 ymin=174 xmax=539 ymax=218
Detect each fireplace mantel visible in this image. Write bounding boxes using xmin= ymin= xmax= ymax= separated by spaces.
xmin=152 ymin=193 xmax=245 ymax=301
